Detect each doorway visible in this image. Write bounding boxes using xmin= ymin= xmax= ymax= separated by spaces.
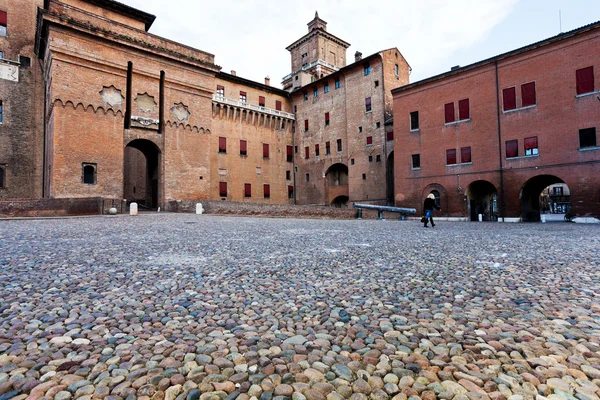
xmin=124 ymin=139 xmax=161 ymax=210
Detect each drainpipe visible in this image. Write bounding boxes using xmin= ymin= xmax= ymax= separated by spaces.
xmin=40 ymin=58 xmax=47 ymax=198
xmin=495 ymin=61 xmax=506 ymax=222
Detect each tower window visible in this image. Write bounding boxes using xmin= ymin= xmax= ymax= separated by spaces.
xmin=82 ymin=163 xmax=97 ymax=185
xmin=0 ymin=11 xmax=6 ymax=36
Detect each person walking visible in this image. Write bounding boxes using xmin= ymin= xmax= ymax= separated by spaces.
xmin=423 ymin=193 xmax=440 ymax=228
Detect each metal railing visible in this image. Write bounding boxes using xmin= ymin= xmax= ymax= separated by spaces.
xmin=212 ymin=95 xmax=295 ymax=120
xmin=282 ymin=59 xmax=340 ymax=82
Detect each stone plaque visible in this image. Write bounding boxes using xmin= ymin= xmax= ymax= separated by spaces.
xmin=0 ymin=64 xmax=19 ymax=82
xmin=134 ymin=93 xmax=156 ymax=112
xmin=171 ymin=102 xmax=190 ymax=122
xmin=99 ymin=85 xmax=124 ymax=107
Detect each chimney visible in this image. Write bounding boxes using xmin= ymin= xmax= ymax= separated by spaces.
xmin=355 ymin=51 xmax=362 ymax=62
xmin=450 ymin=65 xmax=460 ymax=71
xmin=231 ymin=70 xmax=237 ymax=76
xmin=265 ymin=76 xmax=270 ymax=86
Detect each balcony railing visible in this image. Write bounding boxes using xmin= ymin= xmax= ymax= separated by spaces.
xmin=282 ymin=59 xmax=340 ymax=82
xmin=212 ymin=95 xmax=295 ymax=120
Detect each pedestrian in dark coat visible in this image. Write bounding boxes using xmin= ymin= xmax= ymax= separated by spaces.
xmin=423 ymin=193 xmax=440 ymax=228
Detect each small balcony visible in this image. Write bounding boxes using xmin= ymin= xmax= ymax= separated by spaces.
xmin=212 ymin=95 xmax=295 ymax=120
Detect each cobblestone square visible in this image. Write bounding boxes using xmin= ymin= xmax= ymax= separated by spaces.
xmin=1 ymin=215 xmax=600 ymax=400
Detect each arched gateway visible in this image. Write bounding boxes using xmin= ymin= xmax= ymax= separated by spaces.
xmin=124 ymin=139 xmax=161 ymax=210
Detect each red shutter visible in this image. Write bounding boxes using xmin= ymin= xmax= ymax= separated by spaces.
xmin=263 ymin=143 xmax=269 ymax=158
xmin=216 ymin=85 xmax=224 ymax=90
xmin=458 ymin=99 xmax=470 ymax=120
xmin=305 ymin=146 xmax=309 ymax=159
xmin=506 ymin=140 xmax=518 ymax=158
xmin=219 ymin=137 xmax=226 ymax=152
xmin=286 ymin=145 xmax=293 ymax=161
xmin=240 ymin=140 xmax=247 ymax=154
xmin=259 ymin=96 xmax=265 ymax=106
xmin=461 ymin=147 xmax=471 ymax=163
xmin=276 ymin=100 xmax=282 ymax=111
xmin=387 ymin=131 xmax=394 ymax=141
xmin=521 ymin=82 xmax=536 ymax=107
xmin=264 ymin=184 xmax=270 ymax=198
xmin=244 ymin=183 xmax=251 ymax=197
xmin=315 ymin=144 xmax=319 ymax=153
xmin=0 ymin=11 xmax=6 ymax=26
xmin=503 ymin=87 xmax=516 ymax=111
xmin=304 ymin=119 xmax=309 ymax=131
xmin=219 ymin=182 xmax=227 ymax=197
xmin=325 ymin=112 xmax=330 ymax=123
xmin=326 ymin=141 xmax=331 ymax=153
xmin=367 ymin=136 xmax=373 ymax=145
xmin=240 ymin=91 xmax=247 ymax=96
xmin=576 ymin=66 xmax=594 ymax=95
xmin=446 ymin=149 xmax=456 ymax=165
xmin=444 ymin=103 xmax=455 ymax=123
xmin=288 ymin=185 xmax=294 ymax=196
xmin=524 ymin=136 xmax=538 ymax=150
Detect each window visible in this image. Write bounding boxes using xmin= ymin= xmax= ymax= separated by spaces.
xmin=506 ymin=139 xmax=518 ymax=158
xmin=368 ymin=155 xmax=373 ymax=162
xmin=324 ymin=83 xmax=329 ymax=93
xmin=521 ymin=82 xmax=536 ymax=107
xmin=288 ymin=185 xmax=294 ymax=199
xmin=553 ymin=187 xmax=563 ymax=196
xmin=19 ymin=56 xmax=31 ymax=68
xmin=524 ymin=137 xmax=538 ymax=155
xmin=460 ymin=147 xmax=472 ymax=163
xmin=314 ymin=88 xmax=318 ymax=97
xmin=576 ymin=66 xmax=594 ymax=95
xmin=362 ymin=173 xmax=366 ymax=180
xmin=0 ymin=11 xmax=6 ymax=36
xmin=411 ymin=154 xmax=420 ymax=169
xmin=358 ymin=126 xmax=362 ymax=133
xmin=239 ymin=91 xmax=247 ymax=103
xmin=374 ymin=80 xmax=379 ymax=87
xmin=286 ymin=170 xmax=291 ymax=180
xmin=244 ymin=183 xmax=252 ymax=198
xmin=216 ymin=85 xmax=224 ymax=97
xmin=364 ymin=64 xmax=371 ymax=75
xmin=410 ymin=111 xmax=419 ymax=130
xmin=315 ymin=144 xmax=320 ymax=157
xmin=458 ymin=99 xmax=470 ymax=120
xmin=366 ymin=136 xmax=373 ymax=145
xmin=276 ymin=100 xmax=282 ymax=111
xmin=325 ymin=112 xmax=330 ymax=126
xmin=82 ymin=163 xmax=97 ymax=184
xmin=219 ymin=182 xmax=227 ymax=197
xmin=376 ymin=122 xmax=381 ymax=129
xmin=304 ymin=119 xmax=309 ymax=131
xmin=304 ymin=92 xmax=308 ymax=101
xmin=503 ymin=87 xmax=516 ymax=111
xmin=264 ymin=184 xmax=270 ymax=199
xmin=240 ymin=140 xmax=247 ymax=156
xmin=219 ymin=137 xmax=227 ymax=153
xmin=263 ymin=143 xmax=270 ymax=158
xmin=386 ymin=131 xmax=394 ymax=141
xmin=446 ymin=149 xmax=457 ymax=165
xmin=335 ymin=78 xmax=340 ymax=89
xmin=306 ymin=173 xmax=310 ymax=182
xmin=365 ymin=97 xmax=372 ymax=112
xmin=444 ymin=102 xmax=455 ymax=123
xmin=376 ymin=155 xmax=381 ymax=162
xmin=293 ymin=105 xmax=297 ymax=113
xmin=286 ymin=145 xmax=293 ymax=162
xmin=337 ymin=139 xmax=342 ymax=152
xmin=0 ymin=165 xmax=5 ymax=188
xmin=394 ymin=64 xmax=399 ymax=76
xmin=259 ymin=96 xmax=266 ymax=107
xmin=351 ymin=159 xmax=355 ymax=165
xmin=0 ymin=51 xmax=3 ymax=59
xmin=579 ymin=128 xmax=597 ymax=148
xmin=325 ymin=141 xmax=331 ymax=155
xmin=305 ymin=146 xmax=310 ymax=159
xmin=0 ymin=100 xmax=3 ymax=124
xmin=295 ymin=146 xmax=298 ymax=153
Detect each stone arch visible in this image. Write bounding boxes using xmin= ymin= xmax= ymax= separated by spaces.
xmin=421 ymin=184 xmax=448 ymax=215
xmin=124 ymin=139 xmax=162 ymax=210
xmin=520 ymin=174 xmax=569 ymax=222
xmin=465 ymin=180 xmax=498 ymax=221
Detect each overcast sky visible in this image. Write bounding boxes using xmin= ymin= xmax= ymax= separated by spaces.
xmin=119 ymin=0 xmax=600 ymax=88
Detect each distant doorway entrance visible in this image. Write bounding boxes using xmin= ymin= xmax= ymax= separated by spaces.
xmin=124 ymin=139 xmax=161 ymax=210
xmin=325 ymin=163 xmax=349 ymax=207
xmin=386 ymin=151 xmax=394 ymax=205
xmin=465 ymin=180 xmax=498 ymax=221
xmin=521 ymin=175 xmax=569 ymax=222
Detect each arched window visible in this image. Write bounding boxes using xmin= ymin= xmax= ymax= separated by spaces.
xmin=430 ymin=190 xmax=441 ymax=208
xmin=82 ymin=163 xmax=96 ymax=184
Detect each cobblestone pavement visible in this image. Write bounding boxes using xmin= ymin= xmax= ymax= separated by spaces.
xmin=1 ymin=215 xmax=600 ymax=400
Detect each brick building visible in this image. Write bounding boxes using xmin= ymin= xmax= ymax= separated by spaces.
xmin=392 ymin=22 xmax=600 ymax=221
xmin=0 ymin=0 xmax=44 ymax=199
xmin=287 ymin=14 xmax=410 ymax=206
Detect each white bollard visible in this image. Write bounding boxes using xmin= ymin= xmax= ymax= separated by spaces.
xmin=130 ymin=202 xmax=138 ymax=216
xmin=478 ymin=213 xmax=483 ymax=222
xmin=196 ymin=203 xmax=204 ymax=215
xmin=541 ymin=214 xmax=546 ymax=223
